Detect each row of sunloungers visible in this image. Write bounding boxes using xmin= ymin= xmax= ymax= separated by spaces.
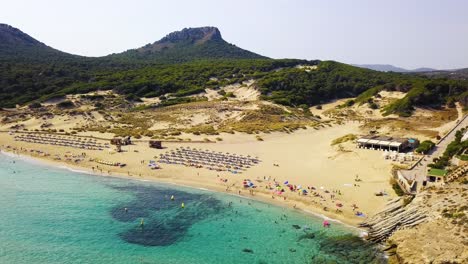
xmin=13 ymin=134 xmax=108 ymax=151
xmin=158 ymin=147 xmax=261 ymax=174
xmin=382 ymin=152 xmax=417 ymax=162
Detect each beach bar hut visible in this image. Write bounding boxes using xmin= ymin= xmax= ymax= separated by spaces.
xmin=149 ymin=140 xmax=163 ymax=149
xmin=357 ymin=138 xmax=369 ymax=146
xmin=357 ymin=135 xmax=410 ymax=152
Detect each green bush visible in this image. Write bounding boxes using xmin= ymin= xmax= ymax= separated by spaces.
xmin=391 ymin=180 xmax=405 ymax=196
xmin=28 ymin=102 xmax=42 ymax=109
xmin=415 ymin=140 xmax=435 ymax=154
xmin=57 ymin=100 xmax=75 ymax=108
xmin=225 ymin=92 xmax=235 ymax=98
xmin=125 ymin=94 xmax=142 ymax=102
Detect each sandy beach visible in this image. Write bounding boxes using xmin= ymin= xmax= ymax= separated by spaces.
xmin=0 ymin=121 xmax=398 ymax=227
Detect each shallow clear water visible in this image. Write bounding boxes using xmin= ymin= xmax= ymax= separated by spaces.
xmin=0 ymin=153 xmax=385 ymax=264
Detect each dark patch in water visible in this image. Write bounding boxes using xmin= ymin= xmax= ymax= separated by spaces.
xmin=242 ymin=248 xmax=254 ymax=253
xmin=297 ymin=232 xmax=315 ymax=241
xmin=311 ymin=234 xmax=387 ymax=264
xmin=108 ymin=184 xmax=225 ymax=246
xmin=292 ymin=224 xmax=301 ymax=229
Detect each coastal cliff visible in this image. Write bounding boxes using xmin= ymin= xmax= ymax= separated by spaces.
xmin=361 ymin=175 xmax=468 ymax=263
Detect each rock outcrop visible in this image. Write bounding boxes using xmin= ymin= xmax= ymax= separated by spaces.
xmin=359 ymin=196 xmax=428 ymax=242
xmin=361 ymin=175 xmax=468 ymax=263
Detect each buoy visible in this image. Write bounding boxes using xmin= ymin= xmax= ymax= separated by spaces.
xmin=140 ymin=218 xmax=144 ymax=226
xmin=181 ymin=202 xmax=185 ymax=208
xmin=171 ymin=195 xmax=175 ymax=201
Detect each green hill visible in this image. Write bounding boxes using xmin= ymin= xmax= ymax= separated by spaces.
xmin=0 ymin=24 xmax=466 ymax=115
xmin=109 ymin=27 xmax=266 ymax=63
xmin=0 ymin=23 xmax=76 ymax=62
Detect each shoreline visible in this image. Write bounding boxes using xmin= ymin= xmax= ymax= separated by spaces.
xmin=0 ymin=148 xmax=367 ymax=232
xmin=0 ymin=122 xmax=397 ymax=229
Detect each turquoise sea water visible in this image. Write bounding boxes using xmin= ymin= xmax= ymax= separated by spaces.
xmin=0 ymin=153 xmax=385 ymax=264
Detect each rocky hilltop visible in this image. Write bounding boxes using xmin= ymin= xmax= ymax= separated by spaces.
xmin=112 ymin=26 xmax=265 ymax=61
xmin=153 ymin=27 xmax=222 ymax=47
xmin=135 ymin=27 xmax=224 ymax=53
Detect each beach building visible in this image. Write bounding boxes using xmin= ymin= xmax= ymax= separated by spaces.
xmin=149 ymin=140 xmax=163 ymax=149
xmin=425 ymin=168 xmax=448 ymax=185
xmin=111 ymin=136 xmax=132 ymax=146
xmin=356 ymin=136 xmax=418 ymax=152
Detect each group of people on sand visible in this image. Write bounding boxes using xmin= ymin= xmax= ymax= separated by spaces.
xmin=158 ymin=146 xmax=261 ymax=174
xmin=225 ymin=175 xmax=365 ymax=219
xmin=1 ymin=145 xmax=89 ymax=164
xmin=3 ymin=138 xmax=366 ymax=221
xmin=13 ymin=133 xmax=108 ymax=150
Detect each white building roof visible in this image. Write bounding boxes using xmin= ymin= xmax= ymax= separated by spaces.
xmin=377 ymin=141 xmax=391 ymax=146
xmin=389 ymin=142 xmax=403 ymax=147
xmin=357 ymin=138 xmax=369 ymax=144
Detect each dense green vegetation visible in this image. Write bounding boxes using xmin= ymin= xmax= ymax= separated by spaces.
xmin=258 ymin=61 xmax=468 ymax=114
xmin=0 ymin=58 xmax=310 ymax=107
xmin=2 ymin=58 xmax=467 ymax=116
xmin=429 ymin=128 xmax=468 ymax=169
xmin=415 ymin=140 xmax=436 ymax=154
xmin=257 ymin=61 xmax=397 ymax=106
xmin=383 ymin=80 xmax=468 ymax=117
xmin=111 ymin=36 xmax=265 ymax=63
xmin=1 ymin=24 xmax=467 ymax=114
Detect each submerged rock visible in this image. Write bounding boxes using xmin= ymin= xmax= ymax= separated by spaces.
xmin=242 ymin=248 xmax=254 ymax=254
xmin=297 ymin=232 xmax=315 ymax=241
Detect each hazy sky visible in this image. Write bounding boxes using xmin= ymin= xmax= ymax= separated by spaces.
xmin=1 ymin=0 xmax=467 ymax=69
